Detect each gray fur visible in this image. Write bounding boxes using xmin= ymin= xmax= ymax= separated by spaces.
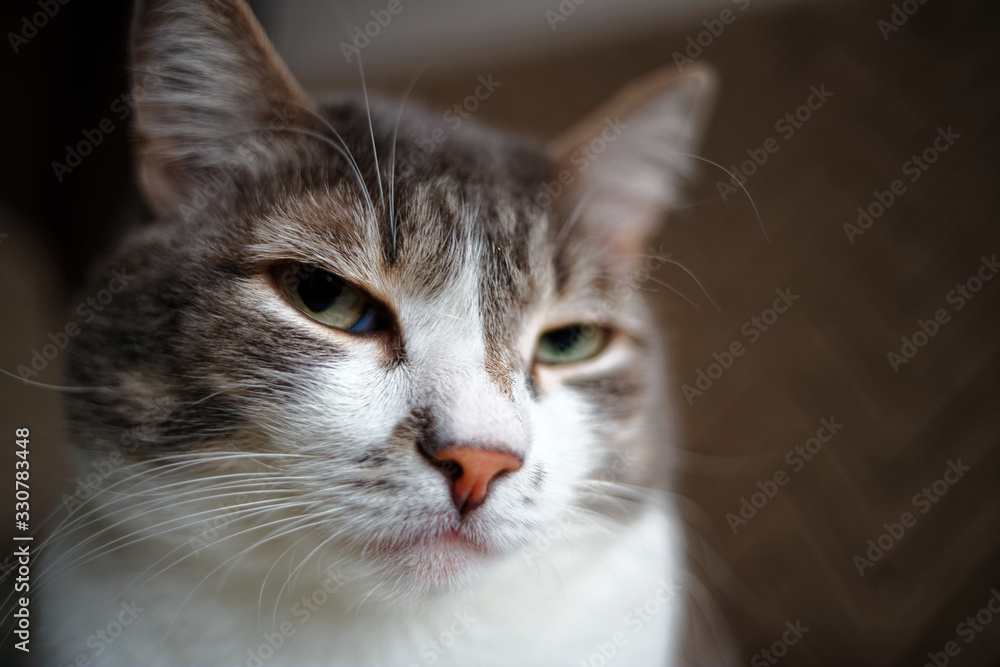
xmin=37 ymin=0 xmax=717 ymax=663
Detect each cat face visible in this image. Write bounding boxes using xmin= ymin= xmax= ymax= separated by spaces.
xmin=63 ymin=0 xmax=715 ymax=598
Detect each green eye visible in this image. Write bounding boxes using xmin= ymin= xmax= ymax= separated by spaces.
xmin=277 ymin=263 xmax=378 ymax=332
xmin=535 ymin=324 xmax=609 ymax=365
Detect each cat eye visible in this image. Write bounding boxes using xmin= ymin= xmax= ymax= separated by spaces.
xmin=276 ymin=263 xmax=378 ymax=332
xmin=535 ymin=324 xmax=610 ymax=365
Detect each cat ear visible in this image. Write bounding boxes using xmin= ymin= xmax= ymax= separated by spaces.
xmin=130 ymin=0 xmax=317 ymax=215
xmin=547 ymin=64 xmax=717 ymax=259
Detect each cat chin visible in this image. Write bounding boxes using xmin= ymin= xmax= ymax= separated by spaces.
xmin=394 ymin=546 xmax=492 ymax=597
xmin=324 ymin=533 xmax=501 ymax=607
xmin=334 ymin=535 xmax=502 ymax=606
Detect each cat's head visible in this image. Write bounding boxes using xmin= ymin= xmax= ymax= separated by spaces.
xmin=64 ymin=0 xmax=715 ymax=598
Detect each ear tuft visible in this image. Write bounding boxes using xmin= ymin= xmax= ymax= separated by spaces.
xmin=131 ymin=0 xmax=317 ymax=215
xmin=548 ymin=64 xmax=718 ymax=257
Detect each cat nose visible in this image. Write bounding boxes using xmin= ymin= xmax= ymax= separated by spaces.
xmin=431 ymin=446 xmax=523 ymax=515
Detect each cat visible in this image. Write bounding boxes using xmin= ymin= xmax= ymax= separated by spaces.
xmin=31 ymin=0 xmax=722 ymax=664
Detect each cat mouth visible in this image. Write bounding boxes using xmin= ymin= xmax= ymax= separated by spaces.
xmin=416 ymin=526 xmax=490 ymax=555
xmin=431 ymin=527 xmax=488 ymax=552
xmin=379 ymin=525 xmax=491 ymax=559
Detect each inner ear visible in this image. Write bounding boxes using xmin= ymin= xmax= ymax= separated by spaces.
xmin=547 ymin=64 xmax=717 ymax=260
xmin=131 ymin=0 xmax=319 ymax=216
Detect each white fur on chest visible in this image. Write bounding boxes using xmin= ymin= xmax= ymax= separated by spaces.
xmin=39 ymin=497 xmax=683 ymax=667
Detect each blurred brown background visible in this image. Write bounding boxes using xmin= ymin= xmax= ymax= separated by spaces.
xmin=2 ymin=0 xmax=998 ymax=665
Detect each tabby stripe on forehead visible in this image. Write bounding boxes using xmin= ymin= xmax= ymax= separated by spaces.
xmin=474 ymin=198 xmax=550 ymax=395
xmin=378 ymin=186 xmax=473 ymax=295
xmin=478 ymin=248 xmax=528 ymax=397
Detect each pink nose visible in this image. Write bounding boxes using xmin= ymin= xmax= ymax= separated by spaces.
xmin=431 ymin=446 xmax=523 ymax=515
